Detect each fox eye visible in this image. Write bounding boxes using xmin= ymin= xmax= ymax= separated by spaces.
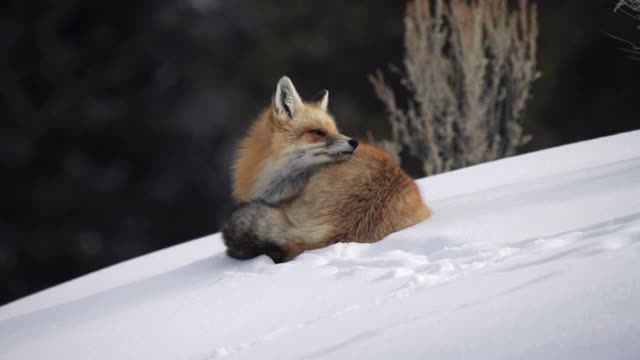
xmin=308 ymin=129 xmax=326 ymax=137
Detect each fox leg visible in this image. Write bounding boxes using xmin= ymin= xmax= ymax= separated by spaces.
xmin=250 ymin=144 xmax=337 ymax=204
xmin=222 ymin=201 xmax=294 ymax=263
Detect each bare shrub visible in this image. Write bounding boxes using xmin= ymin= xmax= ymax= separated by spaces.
xmin=612 ymin=0 xmax=640 ymax=60
xmin=369 ymin=0 xmax=539 ymax=176
xmin=616 ymin=0 xmax=640 ymax=12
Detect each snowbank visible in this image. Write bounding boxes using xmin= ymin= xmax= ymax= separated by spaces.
xmin=1 ymin=131 xmax=639 ymax=359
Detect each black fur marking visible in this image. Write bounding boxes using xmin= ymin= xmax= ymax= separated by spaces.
xmin=230 ymin=201 xmax=250 ymax=211
xmin=311 ymin=89 xmax=328 ymax=104
xmin=221 ymin=201 xmax=288 ymax=263
xmin=233 ymin=200 xmax=280 ymax=210
xmin=261 ymin=243 xmax=288 ymax=264
xmin=223 ymin=229 xmax=288 ymax=263
xmin=222 ymin=221 xmax=261 ymax=260
xmin=280 ymin=90 xmax=293 ymax=118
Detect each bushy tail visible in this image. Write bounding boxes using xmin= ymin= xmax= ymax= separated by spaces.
xmin=221 ymin=202 xmax=290 ymax=263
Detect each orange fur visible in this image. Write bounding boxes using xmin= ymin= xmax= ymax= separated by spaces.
xmin=231 ymin=89 xmax=430 ymax=259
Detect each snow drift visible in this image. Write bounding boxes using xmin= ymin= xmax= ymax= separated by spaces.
xmin=1 ymin=130 xmax=639 ymax=359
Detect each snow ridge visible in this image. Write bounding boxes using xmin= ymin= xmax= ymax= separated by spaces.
xmin=1 ymin=131 xmax=639 ymax=360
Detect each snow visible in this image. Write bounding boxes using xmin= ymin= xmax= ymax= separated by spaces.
xmin=1 ymin=130 xmax=640 ymax=359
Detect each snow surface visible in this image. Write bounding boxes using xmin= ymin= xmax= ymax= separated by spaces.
xmin=1 ymin=130 xmax=640 ymax=360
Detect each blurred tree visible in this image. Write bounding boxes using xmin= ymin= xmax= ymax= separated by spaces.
xmin=0 ymin=0 xmax=638 ymax=305
xmin=612 ymin=0 xmax=640 ymax=59
xmin=0 ymin=0 xmax=240 ymax=302
xmin=0 ymin=0 xmax=406 ymax=304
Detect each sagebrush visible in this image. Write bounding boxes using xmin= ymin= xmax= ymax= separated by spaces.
xmin=370 ymin=0 xmax=539 ymax=176
xmin=613 ymin=0 xmax=640 ymax=60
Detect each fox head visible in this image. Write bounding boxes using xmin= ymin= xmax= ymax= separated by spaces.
xmin=269 ymin=76 xmax=359 ymax=159
xmin=233 ymin=76 xmax=359 ymax=201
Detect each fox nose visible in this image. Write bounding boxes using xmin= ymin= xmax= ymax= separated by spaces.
xmin=348 ymin=139 xmax=359 ymax=149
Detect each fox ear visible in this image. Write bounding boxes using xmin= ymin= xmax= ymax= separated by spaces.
xmin=312 ymin=89 xmax=329 ymax=111
xmin=274 ymin=76 xmax=303 ymax=118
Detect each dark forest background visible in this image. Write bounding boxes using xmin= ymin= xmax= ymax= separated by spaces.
xmin=1 ymin=0 xmax=639 ymax=305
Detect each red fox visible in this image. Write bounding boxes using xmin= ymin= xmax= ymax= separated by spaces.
xmin=222 ymin=76 xmax=431 ymax=262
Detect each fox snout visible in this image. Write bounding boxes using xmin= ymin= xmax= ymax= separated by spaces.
xmin=326 ymin=136 xmax=359 ymax=157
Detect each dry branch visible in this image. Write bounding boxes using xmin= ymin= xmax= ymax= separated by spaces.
xmin=370 ymin=0 xmax=539 ymax=176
